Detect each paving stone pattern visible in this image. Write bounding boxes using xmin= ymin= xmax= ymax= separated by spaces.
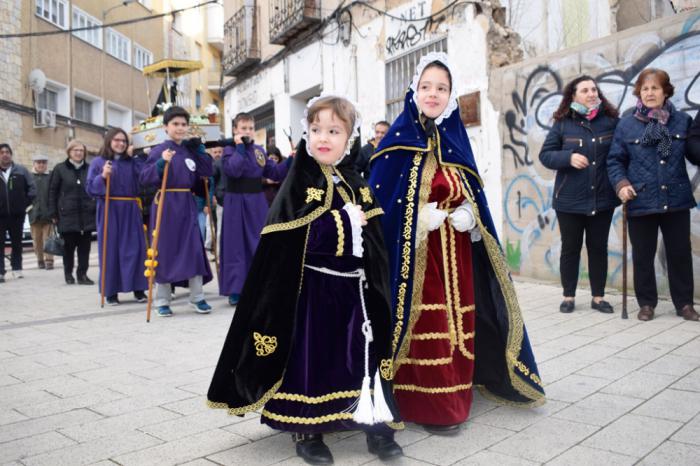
xmin=1 ymin=250 xmax=699 ymax=465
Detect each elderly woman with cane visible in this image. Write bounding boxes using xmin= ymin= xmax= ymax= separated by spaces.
xmin=608 ymin=68 xmax=699 ymax=322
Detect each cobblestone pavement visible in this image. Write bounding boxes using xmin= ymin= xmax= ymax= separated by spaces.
xmin=1 ymin=248 xmax=699 ymax=465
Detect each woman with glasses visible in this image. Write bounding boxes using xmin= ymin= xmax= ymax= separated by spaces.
xmin=86 ymin=128 xmax=148 ymax=305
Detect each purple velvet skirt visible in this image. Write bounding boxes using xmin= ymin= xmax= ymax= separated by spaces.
xmin=261 ymin=256 xmax=389 ymax=434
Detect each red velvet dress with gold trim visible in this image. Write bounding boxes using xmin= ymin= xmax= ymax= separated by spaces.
xmin=393 ymin=165 xmax=476 ymax=425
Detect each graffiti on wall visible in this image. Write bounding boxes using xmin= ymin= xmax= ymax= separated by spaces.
xmin=497 ymin=14 xmax=700 ymax=297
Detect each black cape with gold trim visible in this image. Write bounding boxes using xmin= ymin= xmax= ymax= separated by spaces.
xmin=369 ymin=90 xmax=545 ymax=406
xmin=207 ymin=139 xmax=400 ymax=420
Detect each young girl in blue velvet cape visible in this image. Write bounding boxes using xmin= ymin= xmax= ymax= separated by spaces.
xmin=369 ymin=52 xmax=545 ymax=435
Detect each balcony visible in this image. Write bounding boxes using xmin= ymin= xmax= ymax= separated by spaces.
xmin=223 ymin=5 xmax=260 ymax=77
xmin=208 ymin=69 xmax=222 ymax=91
xmin=269 ymin=0 xmax=321 ymax=45
xmin=206 ymin=3 xmax=224 ymax=51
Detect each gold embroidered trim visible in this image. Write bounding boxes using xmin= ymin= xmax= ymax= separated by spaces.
xmin=387 ymin=421 xmax=405 ymax=430
xmin=412 ymin=332 xmax=451 ymax=340
xmin=476 ymin=385 xmax=546 ymax=408
xmin=370 ymin=135 xmax=483 ymax=188
xmin=365 ymin=207 xmax=384 ymax=220
xmin=262 ymin=409 xmax=354 ymax=425
xmin=272 ymin=390 xmax=360 ymax=404
xmin=390 ymin=152 xmax=424 ymax=356
xmin=360 ymin=187 xmax=372 ymax=203
xmin=207 ymin=378 xmax=283 ymax=416
xmin=394 ymin=383 xmax=472 ymax=393
xmin=394 ymin=151 xmax=437 ymax=373
xmin=330 ymin=210 xmax=344 ymax=256
xmin=439 ymin=219 xmax=458 ymax=352
xmin=336 ymin=186 xmax=352 ymax=204
xmin=418 ymin=303 xmax=448 ymax=311
xmin=380 ymin=359 xmax=393 ymax=380
xmin=457 ymin=171 xmax=545 ymax=402
xmin=262 ymin=166 xmax=334 ymax=234
xmin=253 ymin=332 xmax=277 ymax=356
xmin=305 ymin=187 xmax=324 ymax=203
xmin=398 ymin=356 xmax=452 ymax=366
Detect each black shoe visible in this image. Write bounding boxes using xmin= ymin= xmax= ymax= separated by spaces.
xmin=591 ymin=299 xmax=614 ymax=314
xmin=422 ymin=423 xmax=462 ymax=436
xmin=293 ymin=433 xmax=333 ymax=465
xmin=559 ymin=300 xmax=575 ymax=313
xmin=65 ymin=274 xmax=75 ymax=285
xmin=134 ymin=291 xmax=147 ymax=303
xmin=77 ymin=275 xmax=94 ymax=285
xmin=38 ymin=261 xmax=46 ymax=269
xmin=366 ymin=433 xmax=403 ymax=460
xmin=106 ymin=295 xmax=120 ymax=306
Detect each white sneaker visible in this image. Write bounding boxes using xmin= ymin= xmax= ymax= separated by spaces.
xmin=12 ymin=271 xmax=23 ymax=279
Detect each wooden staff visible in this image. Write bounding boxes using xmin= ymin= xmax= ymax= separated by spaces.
xmin=621 ymin=202 xmax=628 ymax=320
xmin=100 ymin=172 xmax=111 ymax=308
xmin=145 ymin=160 xmax=170 ymax=323
xmin=203 ymin=177 xmax=219 ymax=275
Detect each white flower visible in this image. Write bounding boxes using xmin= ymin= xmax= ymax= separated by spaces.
xmin=205 ymin=103 xmax=219 ymax=115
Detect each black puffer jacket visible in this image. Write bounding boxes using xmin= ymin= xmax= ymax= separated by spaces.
xmin=48 ymin=159 xmax=96 ymax=233
xmin=0 ymin=163 xmax=36 ymax=217
xmin=539 ymin=111 xmax=620 ymax=215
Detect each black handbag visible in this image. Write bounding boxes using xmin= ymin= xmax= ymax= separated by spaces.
xmin=43 ymin=226 xmax=64 ymax=256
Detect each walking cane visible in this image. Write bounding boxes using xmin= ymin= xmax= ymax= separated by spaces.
xmin=621 ymin=202 xmax=628 ymax=320
xmin=100 ymin=172 xmax=111 ymax=308
xmin=144 ymin=160 xmax=170 ymax=323
xmin=203 ymin=178 xmax=219 ymax=275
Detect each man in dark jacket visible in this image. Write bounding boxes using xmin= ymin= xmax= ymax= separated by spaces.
xmin=29 ymin=154 xmax=54 ymax=270
xmin=0 ymin=143 xmax=36 ymax=282
xmin=355 ymin=121 xmax=389 ymax=179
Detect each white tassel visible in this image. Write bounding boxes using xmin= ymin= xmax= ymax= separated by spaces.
xmin=372 ymin=370 xmax=394 ymax=423
xmin=353 ymin=375 xmax=375 ymax=425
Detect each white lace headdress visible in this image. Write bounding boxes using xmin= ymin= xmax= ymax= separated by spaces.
xmin=301 ymin=93 xmax=362 ymax=166
xmin=410 ymin=51 xmax=459 ymax=125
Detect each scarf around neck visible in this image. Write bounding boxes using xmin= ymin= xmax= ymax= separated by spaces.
xmin=634 ymin=99 xmax=672 ymax=159
xmin=570 ymin=101 xmax=600 ymax=120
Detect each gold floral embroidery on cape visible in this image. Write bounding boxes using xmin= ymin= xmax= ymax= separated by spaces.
xmin=305 ymin=187 xmax=324 ymax=204
xmin=253 ymin=332 xmax=277 ymax=356
xmin=360 ymin=187 xmax=372 ymax=203
xmin=380 ymin=359 xmax=393 ymax=380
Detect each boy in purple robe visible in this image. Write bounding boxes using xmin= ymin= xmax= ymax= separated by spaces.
xmin=87 ymin=128 xmax=148 ymax=305
xmin=139 ymin=106 xmax=214 ymax=317
xmin=219 ymin=112 xmax=290 ymax=306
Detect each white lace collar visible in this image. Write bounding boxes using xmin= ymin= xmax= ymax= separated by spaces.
xmin=410 ymin=51 xmax=459 ymax=126
xmin=300 ymin=93 xmax=362 ymax=166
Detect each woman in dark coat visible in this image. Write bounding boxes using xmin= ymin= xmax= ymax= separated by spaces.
xmin=539 ymin=75 xmax=620 ymax=314
xmin=49 ymin=139 xmax=96 ymax=285
xmin=607 ymin=68 xmax=699 ymax=322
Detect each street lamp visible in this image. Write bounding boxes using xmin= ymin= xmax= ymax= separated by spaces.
xmin=103 ymin=0 xmax=138 ymax=20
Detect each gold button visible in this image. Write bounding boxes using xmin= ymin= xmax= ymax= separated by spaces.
xmin=592 ymin=161 xmax=596 ymax=165
xmin=592 ymin=138 xmax=595 ymax=142
xmin=397 ymin=199 xmax=402 ymax=204
xmin=375 ymin=184 xmax=380 ymax=189
xmin=395 ymin=132 xmax=400 ymax=136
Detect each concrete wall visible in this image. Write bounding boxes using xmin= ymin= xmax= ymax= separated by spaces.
xmin=489 ymin=9 xmax=700 ymax=298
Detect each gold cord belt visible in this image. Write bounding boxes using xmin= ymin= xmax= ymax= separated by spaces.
xmin=110 ymin=196 xmax=142 ymax=210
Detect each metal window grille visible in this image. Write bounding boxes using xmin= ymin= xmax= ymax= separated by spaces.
xmin=384 ymin=38 xmax=447 ymax=122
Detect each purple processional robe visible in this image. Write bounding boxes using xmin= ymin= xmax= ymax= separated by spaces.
xmin=139 ymin=140 xmax=213 ymax=285
xmin=218 ymin=143 xmax=289 ymax=296
xmin=87 ymin=155 xmax=148 ymax=297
